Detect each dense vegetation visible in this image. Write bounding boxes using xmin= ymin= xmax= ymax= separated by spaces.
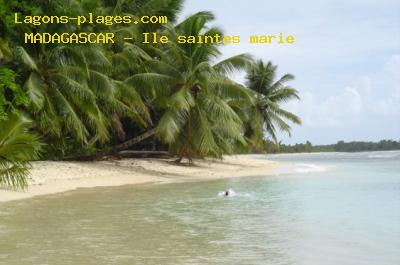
xmin=0 ymin=0 xmax=301 ymax=189
xmin=263 ymin=140 xmax=400 ymax=153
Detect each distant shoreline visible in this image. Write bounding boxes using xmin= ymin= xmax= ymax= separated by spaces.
xmin=0 ymin=155 xmax=280 ymax=203
xmin=263 ymin=140 xmax=400 ymax=154
xmin=256 ymin=149 xmax=400 ymax=155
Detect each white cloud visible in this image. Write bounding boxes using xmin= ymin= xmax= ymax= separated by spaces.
xmin=181 ymin=0 xmax=400 ymax=143
xmin=286 ymin=85 xmax=363 ymax=127
xmin=284 ymin=54 xmax=400 ymax=142
xmin=384 ymin=54 xmax=400 ymax=79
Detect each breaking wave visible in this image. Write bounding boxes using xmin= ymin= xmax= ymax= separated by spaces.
xmin=294 ymin=163 xmax=328 ymax=173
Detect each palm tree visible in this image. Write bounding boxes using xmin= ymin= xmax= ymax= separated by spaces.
xmin=3 ymin=0 xmax=154 ymax=157
xmin=0 ymin=114 xmax=41 ymax=189
xmin=123 ymin=12 xmax=253 ymax=161
xmin=245 ymin=60 xmax=301 ymax=146
xmin=16 ymin=46 xmax=110 ymax=144
xmin=0 ymin=38 xmax=41 ymax=190
xmin=13 ymin=44 xmax=151 ymax=155
xmin=3 ymin=0 xmax=185 ymax=159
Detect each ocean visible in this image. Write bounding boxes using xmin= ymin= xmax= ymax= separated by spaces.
xmin=0 ymin=151 xmax=399 ymax=265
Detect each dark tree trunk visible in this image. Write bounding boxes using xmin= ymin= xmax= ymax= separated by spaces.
xmin=174 ymin=156 xmax=183 ymax=164
xmin=64 ymin=128 xmax=157 ymax=161
xmin=112 ymin=128 xmax=157 ymax=153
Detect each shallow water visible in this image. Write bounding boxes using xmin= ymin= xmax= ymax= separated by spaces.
xmin=0 ymin=151 xmax=399 ymax=265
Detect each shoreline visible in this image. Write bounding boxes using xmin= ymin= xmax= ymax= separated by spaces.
xmin=0 ymin=155 xmax=280 ymax=203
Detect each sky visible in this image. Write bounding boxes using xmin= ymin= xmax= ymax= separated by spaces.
xmin=180 ymin=0 xmax=400 ymax=144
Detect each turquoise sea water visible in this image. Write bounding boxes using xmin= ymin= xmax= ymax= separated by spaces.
xmin=0 ymin=151 xmax=399 ymax=265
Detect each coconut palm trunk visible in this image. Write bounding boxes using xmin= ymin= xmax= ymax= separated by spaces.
xmin=113 ymin=128 xmax=157 ymax=152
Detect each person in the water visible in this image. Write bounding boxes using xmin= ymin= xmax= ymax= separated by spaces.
xmin=224 ymin=190 xmax=229 ymax=196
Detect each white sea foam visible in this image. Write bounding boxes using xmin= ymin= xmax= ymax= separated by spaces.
xmin=218 ymin=189 xmax=236 ymax=197
xmin=368 ymin=153 xmax=399 ymax=158
xmin=294 ymin=163 xmax=327 ymax=173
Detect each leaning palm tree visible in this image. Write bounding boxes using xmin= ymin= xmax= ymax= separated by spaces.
xmin=123 ymin=12 xmax=253 ymax=161
xmin=0 ymin=114 xmax=41 ymax=190
xmin=245 ymin=60 xmax=301 ymax=146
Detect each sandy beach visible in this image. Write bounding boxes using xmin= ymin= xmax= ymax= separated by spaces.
xmin=0 ymin=155 xmax=279 ymax=202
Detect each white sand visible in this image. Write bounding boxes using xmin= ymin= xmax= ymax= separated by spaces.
xmin=0 ymin=155 xmax=279 ymax=202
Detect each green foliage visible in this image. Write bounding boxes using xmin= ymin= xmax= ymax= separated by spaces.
xmin=0 ymin=68 xmax=28 ymax=119
xmin=245 ymin=60 xmax=301 ymax=146
xmin=129 ymin=12 xmax=253 ymax=159
xmin=0 ymin=114 xmax=41 ymax=189
xmin=0 ymin=0 xmax=41 ymax=41
xmin=0 ymin=0 xmax=304 ymax=188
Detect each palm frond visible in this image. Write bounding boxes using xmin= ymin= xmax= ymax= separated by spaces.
xmin=14 ymin=47 xmax=38 ymax=71
xmin=0 ymin=114 xmax=41 ymax=190
xmin=213 ymin=54 xmax=253 ymax=75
